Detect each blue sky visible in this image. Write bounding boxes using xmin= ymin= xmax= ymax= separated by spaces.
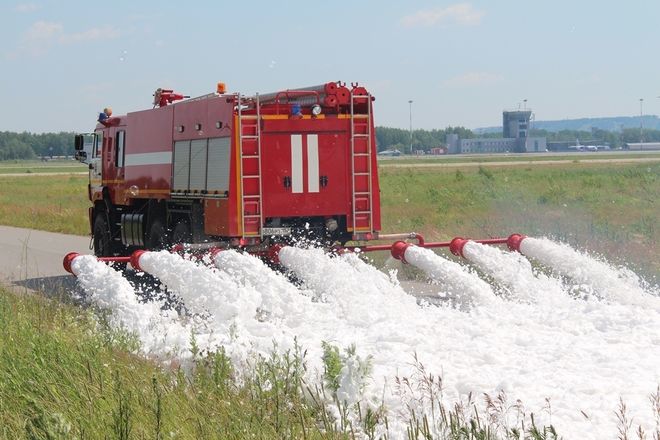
xmin=1 ymin=1 xmax=659 ymax=133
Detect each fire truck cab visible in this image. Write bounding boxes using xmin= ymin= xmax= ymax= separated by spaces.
xmin=74 ymin=82 xmax=381 ymax=258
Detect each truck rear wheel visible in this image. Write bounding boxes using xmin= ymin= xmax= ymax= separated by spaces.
xmin=171 ymin=221 xmax=191 ymax=245
xmin=93 ymin=214 xmax=112 ymax=257
xmin=147 ymin=219 xmax=167 ymax=250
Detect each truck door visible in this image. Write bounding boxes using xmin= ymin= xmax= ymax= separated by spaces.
xmin=103 ymin=127 xmax=126 ymax=196
xmin=90 ymin=130 xmax=103 ymax=193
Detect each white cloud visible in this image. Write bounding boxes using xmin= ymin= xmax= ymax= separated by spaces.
xmin=401 ymin=3 xmax=485 ymax=28
xmin=24 ymin=20 xmax=63 ymax=42
xmin=58 ymin=25 xmax=121 ymax=44
xmin=15 ymin=21 xmax=120 ymax=56
xmin=14 ymin=3 xmax=39 ymax=13
xmin=442 ymin=72 xmax=502 ymax=88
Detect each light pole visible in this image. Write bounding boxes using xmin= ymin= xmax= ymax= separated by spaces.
xmin=408 ymin=100 xmax=413 ymax=154
xmin=640 ymin=98 xmax=644 ymax=150
xmin=523 ymin=99 xmax=527 ymax=110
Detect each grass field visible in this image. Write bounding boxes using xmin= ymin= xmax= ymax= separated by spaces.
xmin=380 ymin=150 xmax=660 ymax=165
xmin=0 ymin=159 xmax=87 ymax=175
xmin=380 ymin=162 xmax=659 ymax=275
xmin=0 ymin=162 xmax=657 ymax=273
xmin=0 ymin=174 xmax=89 ymax=235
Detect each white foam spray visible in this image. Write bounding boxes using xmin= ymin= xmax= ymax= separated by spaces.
xmin=136 ymin=250 xmax=294 ymax=364
xmin=71 ymin=243 xmax=660 ymax=439
xmin=462 ymin=241 xmax=566 ymax=302
xmin=71 ymin=255 xmax=191 ymax=357
xmin=401 ymin=245 xmax=496 ymax=308
xmin=519 ymin=237 xmax=659 ymax=306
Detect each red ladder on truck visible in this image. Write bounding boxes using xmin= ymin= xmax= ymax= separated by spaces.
xmin=350 ymin=90 xmax=373 ymax=235
xmin=238 ymin=93 xmax=263 ymax=238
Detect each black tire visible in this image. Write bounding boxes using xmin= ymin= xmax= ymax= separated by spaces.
xmin=147 ymin=219 xmax=168 ymax=250
xmin=171 ymin=221 xmax=191 ymax=245
xmin=93 ymin=213 xmax=112 ymax=257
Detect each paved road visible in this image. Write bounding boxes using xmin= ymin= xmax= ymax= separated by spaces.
xmin=0 ymin=225 xmax=90 ymax=294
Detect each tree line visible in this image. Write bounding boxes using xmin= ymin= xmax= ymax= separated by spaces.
xmin=375 ymin=126 xmax=474 ymax=153
xmin=0 ymin=131 xmax=76 ymax=160
xmin=2 ymin=125 xmax=660 ymax=160
xmin=376 ymin=126 xmax=660 ymax=152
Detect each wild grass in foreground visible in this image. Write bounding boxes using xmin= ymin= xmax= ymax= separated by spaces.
xmin=4 ymin=286 xmax=660 ymax=439
xmin=0 ymin=286 xmax=326 ymax=439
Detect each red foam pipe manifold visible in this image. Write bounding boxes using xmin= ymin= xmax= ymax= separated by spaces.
xmin=449 ymin=237 xmax=469 ymax=258
xmin=63 ymin=252 xmax=80 ymax=275
xmin=506 ymin=233 xmax=527 ymax=253
xmin=130 ymin=249 xmax=147 ymax=272
xmin=390 ymin=241 xmax=411 ymax=263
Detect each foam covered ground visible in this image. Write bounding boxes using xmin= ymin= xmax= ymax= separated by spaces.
xmin=71 ymin=239 xmax=660 ymax=439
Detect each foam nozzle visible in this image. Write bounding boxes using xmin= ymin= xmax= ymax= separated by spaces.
xmin=506 ymin=233 xmax=527 ymax=253
xmin=130 ymin=250 xmax=148 ymax=272
xmin=208 ymin=247 xmax=224 ymax=261
xmin=268 ymin=244 xmax=286 ymax=265
xmin=449 ymin=237 xmax=469 ymax=258
xmin=63 ymin=252 xmax=81 ymax=275
xmin=390 ymin=241 xmax=411 ymax=263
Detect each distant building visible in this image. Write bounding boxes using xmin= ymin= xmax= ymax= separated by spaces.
xmin=447 ymin=110 xmax=547 ymax=154
xmin=429 ymin=147 xmax=447 ymax=155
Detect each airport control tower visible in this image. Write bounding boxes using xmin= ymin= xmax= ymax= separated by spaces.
xmin=503 ymin=110 xmax=532 ymax=152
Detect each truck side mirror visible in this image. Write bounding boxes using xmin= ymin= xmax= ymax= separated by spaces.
xmin=74 ymin=134 xmax=84 ymax=151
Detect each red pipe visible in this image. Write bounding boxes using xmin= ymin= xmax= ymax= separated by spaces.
xmin=97 ymin=256 xmax=131 ymax=264
xmin=63 ymin=253 xmax=132 ymax=276
xmin=130 ymin=250 xmax=147 ymax=272
xmin=208 ymin=247 xmax=224 ymax=260
xmin=475 ymin=238 xmax=508 ymax=245
xmin=63 ymin=234 xmax=526 ymax=277
xmin=346 ymin=233 xmax=425 ymax=253
xmin=506 ymin=233 xmax=527 ymax=253
xmin=267 ymin=244 xmax=285 ymax=264
xmin=351 ymin=233 xmax=522 ymax=260
xmin=390 ymin=241 xmax=411 ymax=263
xmin=63 ymin=252 xmax=80 ymax=274
xmin=449 ymin=237 xmax=469 ymax=257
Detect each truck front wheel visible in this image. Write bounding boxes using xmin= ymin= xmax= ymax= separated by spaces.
xmin=93 ymin=214 xmax=112 ymax=257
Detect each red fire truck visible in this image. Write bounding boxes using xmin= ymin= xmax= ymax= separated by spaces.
xmin=74 ymin=81 xmax=381 ymax=257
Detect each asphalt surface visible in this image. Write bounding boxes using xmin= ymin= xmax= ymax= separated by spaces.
xmin=0 ymin=225 xmax=90 ymax=295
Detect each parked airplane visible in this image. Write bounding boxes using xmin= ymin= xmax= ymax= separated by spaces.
xmin=378 ymin=149 xmax=402 ymax=156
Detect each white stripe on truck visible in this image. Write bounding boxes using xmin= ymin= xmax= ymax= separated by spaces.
xmin=125 ymin=151 xmax=172 ymax=166
xmin=307 ymin=134 xmax=319 ymax=193
xmin=290 ymin=134 xmax=303 ymax=193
